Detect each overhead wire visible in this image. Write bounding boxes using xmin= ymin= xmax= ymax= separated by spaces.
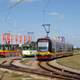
xmin=4 ymin=0 xmax=25 ymax=31
xmin=8 ymin=0 xmax=24 ymax=9
xmin=42 ymin=0 xmax=50 ymax=24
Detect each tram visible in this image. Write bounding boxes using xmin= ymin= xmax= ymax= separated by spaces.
xmin=21 ymin=42 xmax=37 ymax=57
xmin=36 ymin=37 xmax=73 ymax=60
xmin=0 ymin=44 xmax=19 ymax=57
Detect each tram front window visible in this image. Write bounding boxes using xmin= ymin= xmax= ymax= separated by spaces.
xmin=38 ymin=42 xmax=49 ymax=51
xmin=22 ymin=46 xmax=30 ymax=50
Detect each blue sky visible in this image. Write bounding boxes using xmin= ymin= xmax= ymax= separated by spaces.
xmin=0 ymin=0 xmax=80 ymax=47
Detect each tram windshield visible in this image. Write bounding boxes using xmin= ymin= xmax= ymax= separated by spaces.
xmin=38 ymin=41 xmax=49 ymax=51
xmin=22 ymin=46 xmax=31 ymax=50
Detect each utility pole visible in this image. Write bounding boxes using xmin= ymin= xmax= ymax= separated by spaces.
xmin=42 ymin=24 xmax=50 ymax=37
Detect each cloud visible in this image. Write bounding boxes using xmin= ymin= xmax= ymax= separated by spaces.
xmin=9 ymin=0 xmax=28 ymax=9
xmin=10 ymin=0 xmax=23 ymax=3
xmin=9 ymin=0 xmax=37 ymax=9
xmin=48 ymin=12 xmax=64 ymax=20
xmin=25 ymin=0 xmax=35 ymax=2
xmin=10 ymin=0 xmax=35 ymax=3
xmin=48 ymin=12 xmax=60 ymax=16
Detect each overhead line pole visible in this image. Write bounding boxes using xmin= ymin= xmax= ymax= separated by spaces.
xmin=42 ymin=0 xmax=51 ymax=38
xmin=42 ymin=24 xmax=50 ymax=38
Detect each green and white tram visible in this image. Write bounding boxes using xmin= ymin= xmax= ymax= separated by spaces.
xmin=21 ymin=43 xmax=37 ymax=57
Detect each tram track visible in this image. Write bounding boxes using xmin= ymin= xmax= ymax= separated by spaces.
xmin=0 ymin=58 xmax=80 ymax=80
xmin=0 ymin=63 xmax=67 ymax=80
xmin=38 ymin=61 xmax=80 ymax=80
xmin=47 ymin=62 xmax=80 ymax=76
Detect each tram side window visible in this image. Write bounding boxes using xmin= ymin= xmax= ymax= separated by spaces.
xmin=13 ymin=46 xmax=17 ymax=50
xmin=10 ymin=45 xmax=13 ymax=50
xmin=0 ymin=45 xmax=10 ymax=50
xmin=13 ymin=45 xmax=19 ymax=50
xmin=52 ymin=46 xmax=55 ymax=52
xmin=67 ymin=47 xmax=72 ymax=52
xmin=8 ymin=46 xmax=11 ymax=50
xmin=56 ymin=44 xmax=62 ymax=52
xmin=22 ymin=46 xmax=26 ymax=50
xmin=0 ymin=45 xmax=5 ymax=50
xmin=32 ymin=46 xmax=36 ymax=50
xmin=5 ymin=46 xmax=9 ymax=50
xmin=0 ymin=45 xmax=2 ymax=50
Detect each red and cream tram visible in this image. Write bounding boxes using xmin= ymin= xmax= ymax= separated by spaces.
xmin=0 ymin=44 xmax=20 ymax=57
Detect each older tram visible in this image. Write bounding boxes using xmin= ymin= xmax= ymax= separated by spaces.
xmin=21 ymin=42 xmax=37 ymax=57
xmin=0 ymin=44 xmax=20 ymax=57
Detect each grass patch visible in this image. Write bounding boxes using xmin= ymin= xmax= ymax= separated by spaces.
xmin=0 ymin=58 xmax=5 ymax=63
xmin=57 ymin=55 xmax=80 ymax=70
xmin=11 ymin=72 xmax=24 ymax=77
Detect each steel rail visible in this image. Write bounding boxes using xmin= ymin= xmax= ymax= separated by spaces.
xmin=0 ymin=64 xmax=71 ymax=80
xmin=38 ymin=61 xmax=80 ymax=80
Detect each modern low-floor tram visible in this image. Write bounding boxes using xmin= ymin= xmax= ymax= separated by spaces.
xmin=36 ymin=37 xmax=73 ymax=61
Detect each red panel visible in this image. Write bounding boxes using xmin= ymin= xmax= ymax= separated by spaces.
xmin=7 ymin=33 xmax=11 ymax=44
xmin=28 ymin=35 xmax=31 ymax=43
xmin=2 ymin=33 xmax=4 ymax=44
xmin=24 ymin=35 xmax=27 ymax=44
xmin=15 ymin=35 xmax=18 ymax=44
xmin=20 ymin=35 xmax=22 ymax=44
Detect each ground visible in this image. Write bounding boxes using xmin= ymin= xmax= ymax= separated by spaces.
xmin=0 ymin=54 xmax=80 ymax=80
xmin=21 ymin=54 xmax=80 ymax=70
xmin=0 ymin=57 xmax=50 ymax=80
xmin=0 ymin=69 xmax=50 ymax=80
xmin=57 ymin=54 xmax=80 ymax=70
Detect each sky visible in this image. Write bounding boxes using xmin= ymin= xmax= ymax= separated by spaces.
xmin=0 ymin=0 xmax=80 ymax=47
